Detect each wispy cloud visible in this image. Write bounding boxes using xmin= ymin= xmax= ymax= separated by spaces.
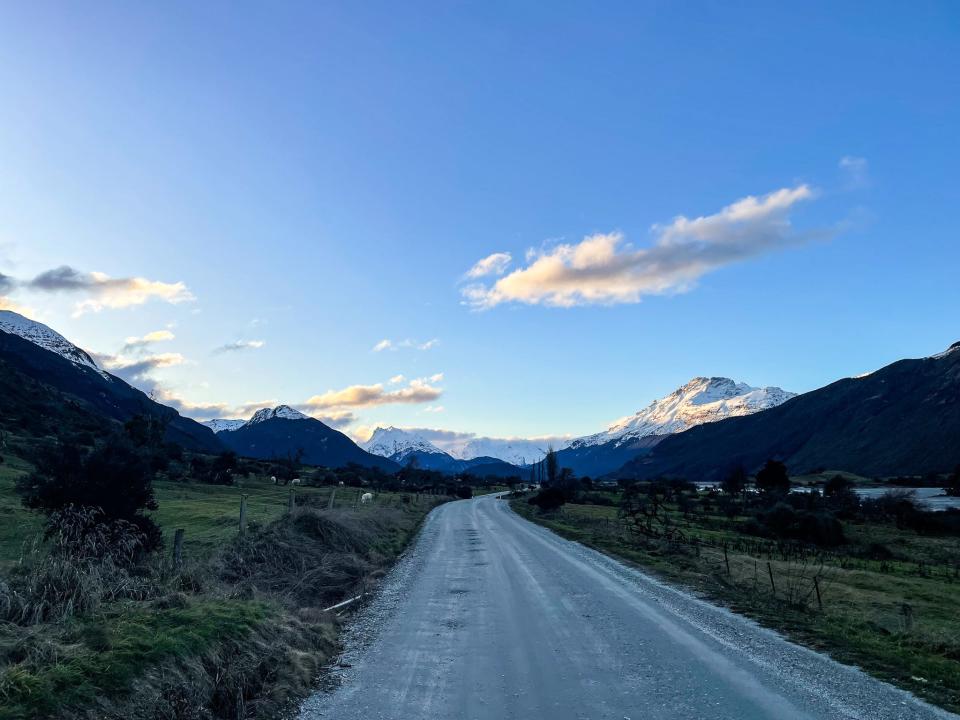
xmin=372 ymin=338 xmax=439 ymax=352
xmin=465 ymin=252 xmax=512 ymax=279
xmin=99 ymin=352 xmax=186 ymax=382
xmin=462 ymin=185 xmax=819 ymax=309
xmin=0 ymin=272 xmax=15 ymax=296
xmin=24 ymin=265 xmax=194 ymax=316
xmin=123 ymin=329 xmax=175 ymax=351
xmin=839 ymin=156 xmax=869 ymax=189
xmin=213 ymin=339 xmax=265 ymax=354
xmin=303 ymin=375 xmax=443 ymax=410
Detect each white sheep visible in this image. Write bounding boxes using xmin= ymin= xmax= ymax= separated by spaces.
xmin=291 ymin=478 xmax=301 ymax=486
xmin=270 ymin=476 xmax=277 ymax=485
xmin=360 ymin=492 xmax=374 ymax=504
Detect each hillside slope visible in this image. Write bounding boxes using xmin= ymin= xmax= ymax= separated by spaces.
xmin=617 ymin=343 xmax=960 ymax=481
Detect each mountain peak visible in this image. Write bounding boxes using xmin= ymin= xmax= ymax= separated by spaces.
xmin=569 ymin=376 xmax=796 ymax=450
xmin=246 ymin=405 xmax=310 ymax=426
xmin=0 ymin=310 xmax=108 ymax=379
xmin=364 ymin=426 xmax=445 ymax=460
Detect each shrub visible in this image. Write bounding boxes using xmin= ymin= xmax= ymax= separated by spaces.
xmin=755 ymin=460 xmax=790 ymax=496
xmin=528 ymin=486 xmax=566 ymax=511
xmin=455 ymin=485 xmax=473 ymax=499
xmin=16 ymin=434 xmax=162 ymax=554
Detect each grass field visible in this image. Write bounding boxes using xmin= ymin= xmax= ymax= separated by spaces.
xmin=0 ymin=458 xmax=445 ymax=720
xmin=513 ymin=495 xmax=960 ymax=713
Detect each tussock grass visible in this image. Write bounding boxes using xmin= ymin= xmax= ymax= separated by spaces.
xmin=0 ymin=479 xmax=443 ymax=720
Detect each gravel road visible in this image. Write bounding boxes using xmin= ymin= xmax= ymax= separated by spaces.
xmin=298 ymin=494 xmax=955 ymax=720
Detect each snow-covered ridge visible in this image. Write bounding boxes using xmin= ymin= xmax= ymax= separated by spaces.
xmin=445 ymin=437 xmax=555 ymax=466
xmin=246 ymin=405 xmax=310 ymax=425
xmin=364 ymin=427 xmax=447 ymax=462
xmin=930 ymin=341 xmax=960 ymax=360
xmin=201 ymin=419 xmax=245 ymax=433
xmin=0 ymin=310 xmax=109 ymax=379
xmin=568 ymin=377 xmax=796 ymax=449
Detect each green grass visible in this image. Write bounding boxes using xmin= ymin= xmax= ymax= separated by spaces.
xmin=513 ymin=497 xmax=960 ymax=713
xmin=0 ymin=600 xmax=269 ymax=720
xmin=1 ymin=467 xmax=396 ymax=568
xmin=0 ymin=461 xmax=41 ymax=570
xmin=0 ymin=460 xmax=443 ymax=720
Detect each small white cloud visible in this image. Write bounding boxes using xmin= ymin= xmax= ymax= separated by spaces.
xmin=465 ymin=252 xmax=512 ymax=279
xmin=373 ymin=337 xmax=438 ymax=352
xmin=213 ymin=339 xmax=265 ymax=354
xmin=123 ymin=329 xmax=175 ymax=351
xmin=421 ymin=405 xmax=445 ymax=414
xmin=389 ymin=374 xmax=406 ymax=384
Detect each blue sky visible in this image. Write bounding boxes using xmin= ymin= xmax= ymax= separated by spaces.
xmin=0 ymin=1 xmax=958 ymax=441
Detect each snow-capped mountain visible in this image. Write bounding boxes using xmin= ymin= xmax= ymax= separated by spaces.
xmin=0 ymin=310 xmax=108 ymax=379
xmin=202 ymin=406 xmax=308 ymax=433
xmin=568 ymin=377 xmax=796 ymax=450
xmin=445 ymin=437 xmax=556 ymax=467
xmin=364 ymin=427 xmax=447 ymax=462
xmin=246 ymin=405 xmax=309 ymax=425
xmin=201 ymin=418 xmax=245 ymax=433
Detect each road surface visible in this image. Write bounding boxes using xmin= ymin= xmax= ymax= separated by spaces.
xmin=298 ymin=495 xmax=954 ymax=720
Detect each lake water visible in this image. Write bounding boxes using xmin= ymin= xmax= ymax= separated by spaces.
xmin=852 ymin=486 xmax=960 ymax=511
xmin=695 ymin=483 xmax=960 ymax=511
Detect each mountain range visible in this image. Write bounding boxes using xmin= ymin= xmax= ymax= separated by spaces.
xmin=204 ymin=405 xmax=398 ymax=472
xmin=361 ymin=427 xmax=525 ymax=477
xmin=616 ymin=343 xmax=960 ymax=481
xmin=4 ymin=309 xmax=959 ymax=481
xmin=366 ymin=377 xmax=796 ymax=478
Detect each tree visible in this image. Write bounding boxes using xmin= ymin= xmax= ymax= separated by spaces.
xmin=17 ymin=434 xmax=162 ymax=554
xmin=545 ymin=447 xmax=559 ymax=487
xmin=720 ymin=464 xmax=747 ymax=497
xmin=946 ymin=465 xmax=960 ymax=498
xmin=755 ymin=460 xmax=790 ymax=496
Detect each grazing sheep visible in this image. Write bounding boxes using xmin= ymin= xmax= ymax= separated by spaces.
xmin=271 ymin=476 xmax=277 ymax=485
xmin=360 ymin=492 xmax=374 ymax=504
xmin=291 ymin=478 xmax=301 ymax=486
xmin=338 ymin=481 xmax=345 ymax=486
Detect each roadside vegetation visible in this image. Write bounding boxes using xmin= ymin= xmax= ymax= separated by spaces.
xmin=0 ymin=419 xmax=475 ymax=720
xmin=515 ymin=453 xmax=960 ymax=713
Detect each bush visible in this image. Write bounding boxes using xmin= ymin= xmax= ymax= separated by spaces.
xmin=528 ymin=487 xmax=566 ymax=511
xmin=745 ymin=501 xmax=845 ymax=546
xmin=755 ymin=460 xmax=790 ymax=496
xmin=455 ymin=485 xmax=473 ymax=499
xmin=16 ymin=434 xmax=162 ymax=554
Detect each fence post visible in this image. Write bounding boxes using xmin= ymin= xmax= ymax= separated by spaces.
xmin=328 ymin=489 xmax=337 ymax=510
xmin=239 ymin=494 xmax=248 ymax=536
xmin=172 ymin=528 xmax=185 ymax=569
xmin=288 ymin=488 xmax=296 ymax=514
xmin=724 ymin=544 xmax=731 ymax=576
xmin=767 ymin=562 xmax=776 ymax=596
xmin=813 ymin=576 xmax=823 ymax=611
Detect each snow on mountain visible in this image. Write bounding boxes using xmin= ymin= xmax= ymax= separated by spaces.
xmin=201 ymin=419 xmax=245 ymax=433
xmin=364 ymin=427 xmax=448 ymax=462
xmin=445 ymin=437 xmax=555 ymax=467
xmin=245 ymin=405 xmax=310 ymax=425
xmin=568 ymin=377 xmax=796 ymax=450
xmin=0 ymin=310 xmax=109 ymax=379
xmin=930 ymin=341 xmax=960 ymax=360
